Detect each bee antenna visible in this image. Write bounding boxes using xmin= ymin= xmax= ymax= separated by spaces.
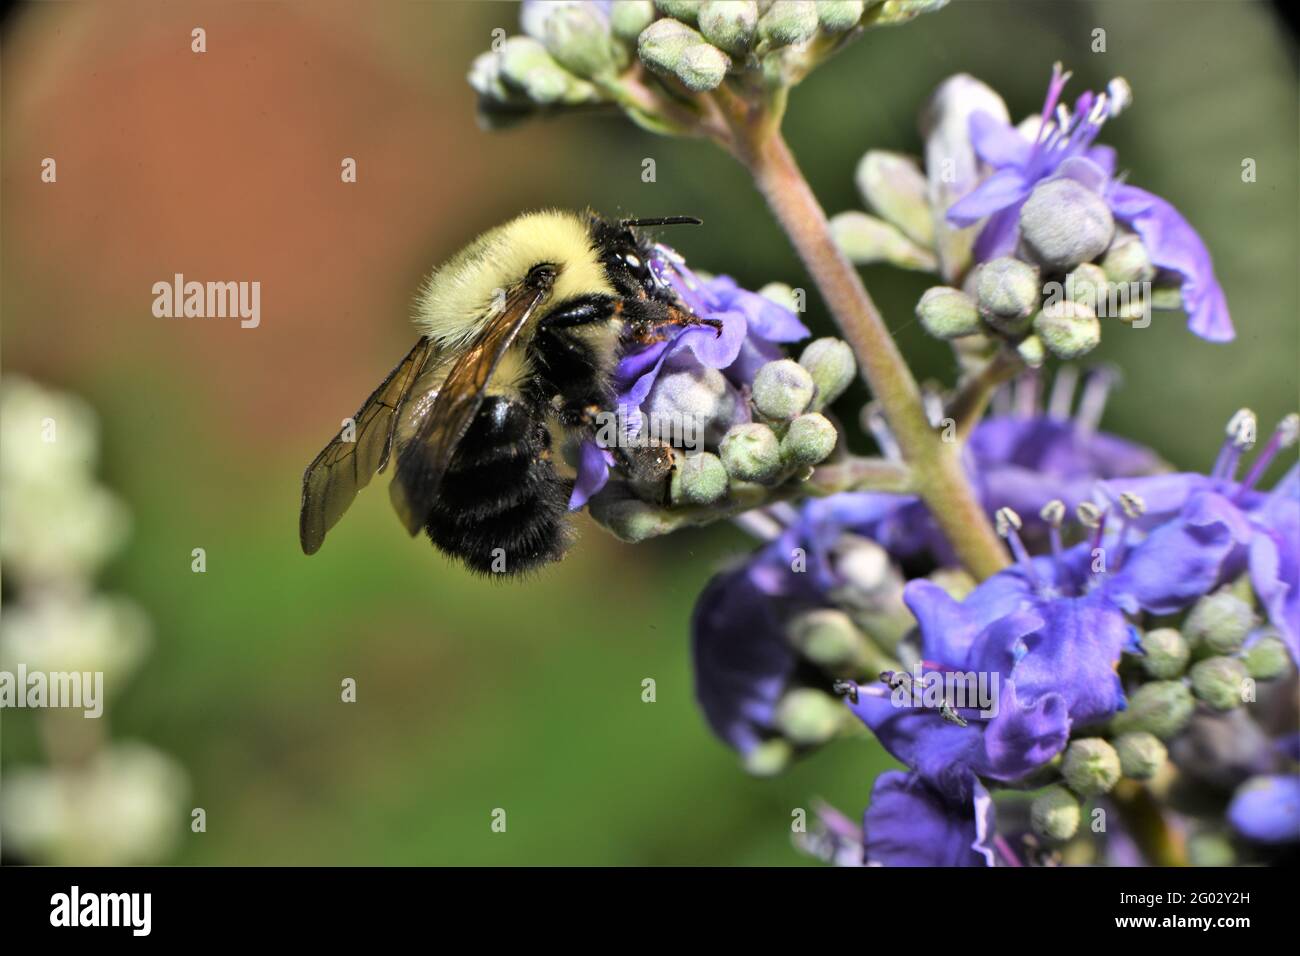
xmin=621 ymin=216 xmax=703 ymax=228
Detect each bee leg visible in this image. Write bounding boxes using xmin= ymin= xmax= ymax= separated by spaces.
xmin=626 ymin=300 xmax=722 ymax=346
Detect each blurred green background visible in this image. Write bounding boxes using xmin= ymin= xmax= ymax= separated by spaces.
xmin=1 ymin=0 xmax=1295 ymax=865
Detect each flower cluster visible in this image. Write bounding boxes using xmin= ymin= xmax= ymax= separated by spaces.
xmin=579 ymin=243 xmax=860 ymax=540
xmin=0 ymin=377 xmax=189 ymax=865
xmin=470 ymin=1 xmax=950 ymax=134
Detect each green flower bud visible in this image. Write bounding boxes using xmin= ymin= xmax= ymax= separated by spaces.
xmin=1115 ymin=731 xmax=1167 ymax=780
xmin=1033 ymin=299 xmax=1101 ymax=360
xmin=1016 ymin=334 xmax=1046 ymax=368
xmin=655 ymin=0 xmax=702 ymax=22
xmin=1112 ymin=680 xmax=1195 ymax=740
xmin=669 ymin=451 xmax=728 ymax=506
xmin=976 ymin=257 xmax=1040 ymax=334
xmin=786 ymin=608 xmax=866 ymax=668
xmin=1030 ymin=784 xmax=1081 ymax=842
xmin=798 ymin=338 xmax=856 ymax=411
xmin=758 ymin=0 xmax=820 ymax=46
xmin=781 ymin=413 xmax=837 ymax=466
xmin=1243 ymin=632 xmax=1291 ymax=679
xmin=1020 ymin=178 xmax=1115 ymax=271
xmin=1062 ymin=737 xmax=1122 ymax=796
xmin=588 ymin=493 xmax=676 ymax=542
xmin=544 ymin=5 xmax=619 ymax=78
xmin=829 ymin=211 xmax=937 ymax=271
xmin=1187 ymin=832 xmax=1236 ymax=867
xmin=697 ymin=1 xmax=758 ymax=55
xmin=611 ymin=0 xmax=658 ymax=41
xmin=916 ymin=286 xmax=981 ymax=339
xmin=500 ymin=37 xmax=597 ymax=105
xmin=468 ymin=51 xmax=513 ymax=101
xmin=1101 ymin=231 xmax=1155 ymax=284
xmin=774 ymin=688 xmax=843 ymax=745
xmin=1063 ymin=263 xmax=1108 ymax=308
xmin=1185 ymin=591 xmax=1255 ymax=654
xmin=817 ymin=0 xmax=866 ymax=32
xmin=758 ymin=281 xmax=799 ymax=313
xmin=1149 ymin=282 xmax=1183 ymax=311
xmin=743 ymin=737 xmax=792 ymax=776
xmin=864 ymin=0 xmax=951 ymax=27
xmin=752 ymin=359 xmax=815 ymax=420
xmin=1138 ymin=627 xmax=1190 ymax=679
xmin=638 ymin=18 xmax=731 ymax=91
xmin=855 ymin=151 xmax=934 ymax=248
xmin=1190 ymin=656 xmax=1249 ymax=711
xmin=719 ymin=423 xmax=783 ymax=483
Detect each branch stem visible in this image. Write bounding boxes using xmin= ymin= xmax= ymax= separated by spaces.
xmin=720 ymin=114 xmax=1008 ymax=579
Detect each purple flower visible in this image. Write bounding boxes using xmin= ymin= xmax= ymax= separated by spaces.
xmin=947 ymin=64 xmax=1232 ymax=342
xmin=1095 ymin=412 xmax=1300 ymax=663
xmin=1229 ymin=775 xmax=1300 ymax=844
xmin=569 ymin=247 xmax=809 ymax=510
xmin=863 ymin=771 xmax=999 ymax=867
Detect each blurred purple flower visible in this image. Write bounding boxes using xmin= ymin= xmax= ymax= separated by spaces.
xmin=1228 ymin=775 xmax=1300 ymax=844
xmin=947 ymin=64 xmax=1232 ymax=342
xmin=863 ymin=771 xmax=999 ymax=867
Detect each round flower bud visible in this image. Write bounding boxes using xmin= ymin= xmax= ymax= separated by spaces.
xmin=817 ymin=0 xmax=865 ymax=32
xmin=1112 ymin=680 xmax=1195 ymax=740
xmin=1062 ymin=738 xmax=1122 ymax=796
xmin=975 ymin=258 xmax=1041 ymax=334
xmin=1033 ymin=299 xmax=1101 ymax=360
xmin=669 ymin=451 xmax=728 ymax=506
xmin=1184 ymin=591 xmax=1255 ymax=654
xmin=1030 ymin=784 xmax=1081 ymax=842
xmin=1187 ymin=832 xmax=1235 ymax=867
xmin=611 ymin=1 xmax=658 ymax=41
xmin=500 ymin=37 xmax=596 ymax=105
xmin=1190 ymin=656 xmax=1249 ymax=711
xmin=1019 ymin=177 xmax=1115 ymax=271
xmin=645 ymin=363 xmax=745 ymax=445
xmin=638 ymin=18 xmax=731 ymax=92
xmin=1016 ymin=334 xmax=1046 ymax=368
xmin=751 ymin=359 xmax=815 ymax=421
xmin=743 ymin=737 xmax=792 ymax=777
xmin=774 ymin=688 xmax=843 ymax=745
xmin=798 ymin=338 xmax=856 ymax=411
xmin=1138 ymin=627 xmax=1190 ymax=679
xmin=697 ymin=0 xmax=758 ymax=55
xmin=786 ymin=608 xmax=865 ymax=668
xmin=1115 ymin=731 xmax=1167 ymax=780
xmin=916 ymin=286 xmax=981 ymax=339
xmin=1243 ymin=632 xmax=1291 ymax=679
xmin=780 ymin=413 xmax=837 ymax=467
xmin=543 ymin=5 xmax=619 ymax=79
xmin=758 ymin=281 xmax=800 ymax=313
xmin=719 ymin=423 xmax=782 ymax=484
xmin=588 ymin=495 xmax=674 ymax=542
xmin=1101 ymin=231 xmax=1155 ymax=284
xmin=757 ymin=0 xmax=819 ymax=46
xmin=1063 ymin=263 xmax=1108 ymax=309
xmin=655 ymin=0 xmax=702 ymax=22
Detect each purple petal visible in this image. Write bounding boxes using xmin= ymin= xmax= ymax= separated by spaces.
xmin=978 ymin=681 xmax=1071 ymax=780
xmin=1108 ymin=183 xmax=1234 ymax=342
xmin=568 ymin=439 xmax=614 ymax=510
xmin=690 ymin=567 xmax=796 ymax=756
xmin=863 ymin=771 xmax=997 ymax=867
xmin=947 ymin=167 xmax=1032 ymax=227
xmin=1228 ymin=775 xmax=1300 ymax=844
xmin=969 ymin=110 xmax=1031 ymax=169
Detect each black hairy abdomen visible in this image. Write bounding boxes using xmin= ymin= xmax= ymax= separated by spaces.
xmin=424 ymin=396 xmax=571 ymax=575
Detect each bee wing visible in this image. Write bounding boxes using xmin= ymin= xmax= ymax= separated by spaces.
xmin=299 ymin=336 xmax=436 ymax=555
xmin=389 ymin=276 xmax=553 ymax=536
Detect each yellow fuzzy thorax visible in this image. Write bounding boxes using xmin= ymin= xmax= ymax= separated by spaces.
xmin=413 ymin=209 xmax=614 ymax=351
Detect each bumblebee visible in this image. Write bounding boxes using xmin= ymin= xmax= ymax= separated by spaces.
xmin=299 ymin=210 xmax=713 ymax=574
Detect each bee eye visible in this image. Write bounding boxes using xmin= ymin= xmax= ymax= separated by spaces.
xmin=624 ymin=253 xmax=642 ymax=271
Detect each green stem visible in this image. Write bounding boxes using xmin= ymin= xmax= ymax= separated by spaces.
xmin=1112 ymin=780 xmax=1188 ymax=866
xmin=946 ymin=348 xmax=1024 ymax=443
xmin=718 ymin=113 xmax=1008 ymax=580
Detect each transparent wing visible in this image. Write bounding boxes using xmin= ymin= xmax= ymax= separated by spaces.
xmin=299 ymin=336 xmax=436 ymax=554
